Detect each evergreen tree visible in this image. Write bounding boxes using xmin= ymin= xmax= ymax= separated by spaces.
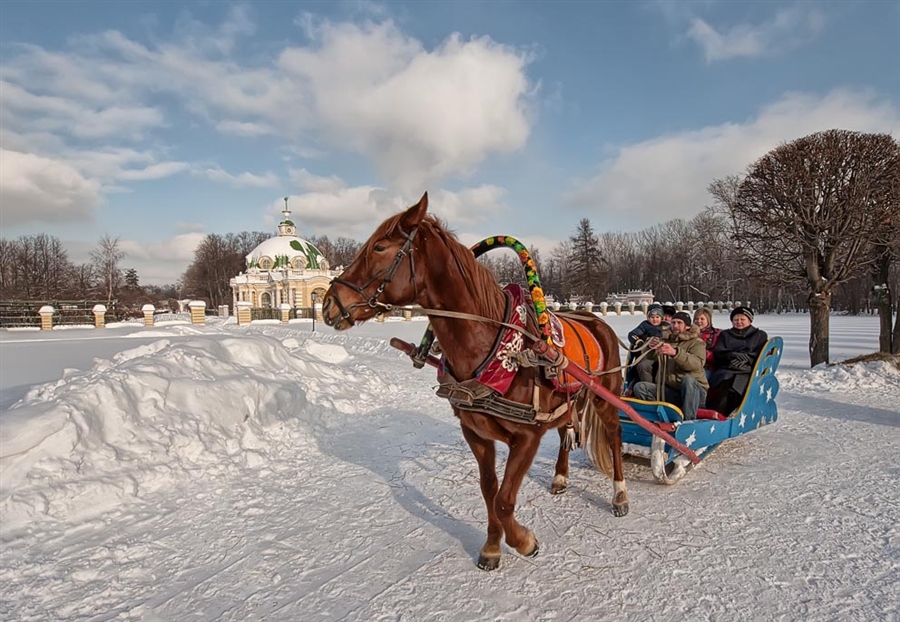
xmin=567 ymin=218 xmax=608 ymax=303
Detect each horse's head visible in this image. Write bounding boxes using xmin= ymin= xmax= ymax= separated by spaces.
xmin=322 ymin=192 xmax=428 ymax=330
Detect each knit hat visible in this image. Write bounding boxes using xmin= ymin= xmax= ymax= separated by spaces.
xmin=730 ymin=306 xmax=754 ymax=322
xmin=672 ymin=311 xmax=692 ymax=326
xmin=647 ymin=303 xmax=663 ymax=318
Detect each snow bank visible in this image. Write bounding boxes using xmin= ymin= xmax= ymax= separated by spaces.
xmin=0 ymin=335 xmax=358 ymax=535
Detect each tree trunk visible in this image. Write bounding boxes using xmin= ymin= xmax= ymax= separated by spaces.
xmin=893 ymin=308 xmax=900 ymax=355
xmin=808 ymin=290 xmax=832 ymax=367
xmin=873 ymin=252 xmax=894 ymax=353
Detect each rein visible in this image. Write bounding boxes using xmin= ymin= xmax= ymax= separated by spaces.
xmin=328 ymin=226 xmax=419 ymax=326
xmin=415 ymin=306 xmax=654 ymax=377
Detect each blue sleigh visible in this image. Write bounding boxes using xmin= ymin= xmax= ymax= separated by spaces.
xmin=618 ymin=337 xmax=784 ymax=484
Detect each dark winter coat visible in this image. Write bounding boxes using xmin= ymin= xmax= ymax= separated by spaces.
xmin=710 ymin=325 xmax=769 ymax=394
xmin=646 ymin=324 xmax=709 ymax=391
xmin=627 ymin=319 xmax=664 ymax=348
xmin=625 ymin=320 xmax=666 ymax=387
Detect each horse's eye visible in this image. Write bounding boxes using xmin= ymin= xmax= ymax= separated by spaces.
xmin=374 ymin=244 xmax=386 ymax=252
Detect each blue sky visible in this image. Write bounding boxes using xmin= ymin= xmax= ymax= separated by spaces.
xmin=1 ymin=0 xmax=897 ymax=285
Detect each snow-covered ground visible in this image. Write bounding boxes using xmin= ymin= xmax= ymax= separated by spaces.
xmin=0 ymin=312 xmax=897 ymax=621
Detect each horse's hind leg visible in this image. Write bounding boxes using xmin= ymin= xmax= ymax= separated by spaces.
xmin=551 ymin=427 xmax=570 ymax=494
xmin=460 ymin=424 xmax=504 ymax=571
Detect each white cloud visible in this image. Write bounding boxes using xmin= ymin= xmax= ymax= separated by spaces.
xmin=0 ymin=149 xmax=102 ymax=226
xmin=120 ymin=233 xmax=205 ymax=262
xmin=0 ymin=12 xmax=534 ymax=231
xmin=66 ymin=147 xmax=187 ymax=182
xmin=193 ymin=167 xmax=279 ymax=188
xmin=119 ymin=161 xmax=191 ymax=181
xmin=116 ymin=233 xmax=207 ymax=285
xmin=687 ymin=6 xmax=826 ymax=62
xmin=215 ymin=120 xmax=274 ymax=137
xmin=290 ymin=168 xmax=347 ymax=193
xmin=566 ymin=90 xmax=899 ymax=229
xmin=277 ymin=185 xmax=403 ymax=239
xmin=279 ymin=22 xmax=534 ymax=191
xmin=428 ymin=185 xmax=508 ymax=228
xmin=273 ymin=176 xmax=509 ymax=242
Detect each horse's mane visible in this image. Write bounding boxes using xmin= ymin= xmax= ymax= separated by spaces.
xmin=364 ymin=212 xmax=506 ymax=319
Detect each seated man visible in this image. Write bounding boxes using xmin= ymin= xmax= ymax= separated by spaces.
xmin=631 ymin=311 xmax=709 ymax=420
xmin=706 ymin=306 xmax=769 ymax=415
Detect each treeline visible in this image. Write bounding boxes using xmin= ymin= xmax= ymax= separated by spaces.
xmin=5 ymin=130 xmax=896 ymax=362
xmin=0 ymin=234 xmax=179 ymax=309
xmin=482 ymin=130 xmax=900 ymax=363
xmin=480 ymin=208 xmax=897 ymax=315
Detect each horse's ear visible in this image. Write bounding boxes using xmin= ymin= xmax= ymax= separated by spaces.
xmin=400 ymin=192 xmax=428 ymax=230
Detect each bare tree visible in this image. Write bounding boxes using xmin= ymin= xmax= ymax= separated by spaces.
xmin=710 ymin=130 xmax=900 ymax=366
xmin=0 ymin=235 xmax=76 ymax=300
xmin=91 ymin=235 xmax=126 ymax=305
xmin=869 ymin=166 xmax=900 ymax=352
xmin=181 ymin=231 xmax=271 ymax=307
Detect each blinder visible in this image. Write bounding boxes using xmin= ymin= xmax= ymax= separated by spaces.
xmin=328 ymin=225 xmax=419 ymax=326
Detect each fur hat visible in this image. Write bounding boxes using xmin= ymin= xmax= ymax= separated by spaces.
xmin=662 ymin=305 xmax=677 ymax=318
xmin=672 ymin=311 xmax=693 ymax=326
xmin=730 ymin=306 xmax=755 ymax=322
xmin=647 ymin=303 xmax=663 ymax=318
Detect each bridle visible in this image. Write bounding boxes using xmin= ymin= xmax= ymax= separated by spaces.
xmin=327 ymin=226 xmax=419 ymax=327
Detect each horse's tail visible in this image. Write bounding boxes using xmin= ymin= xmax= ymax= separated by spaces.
xmin=579 ymin=394 xmax=613 ymax=479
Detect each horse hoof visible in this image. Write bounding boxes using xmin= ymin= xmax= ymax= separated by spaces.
xmin=525 ymin=541 xmax=540 ymax=558
xmin=612 ymin=502 xmax=630 ymax=517
xmin=477 ymin=555 xmax=501 ymax=571
xmin=550 ymin=483 xmax=568 ymax=495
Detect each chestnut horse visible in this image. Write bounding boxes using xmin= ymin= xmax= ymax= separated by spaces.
xmin=322 ymin=192 xmax=628 ymax=570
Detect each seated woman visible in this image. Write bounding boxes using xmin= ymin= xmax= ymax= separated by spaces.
xmin=625 ymin=303 xmax=665 ymax=387
xmin=693 ymin=307 xmax=721 ymax=378
xmin=706 ymin=306 xmax=768 ymax=415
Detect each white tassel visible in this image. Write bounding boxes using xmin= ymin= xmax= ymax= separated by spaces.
xmin=563 ymin=425 xmax=577 ymax=452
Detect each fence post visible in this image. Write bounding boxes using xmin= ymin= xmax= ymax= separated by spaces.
xmin=403 ymin=306 xmax=413 ymax=321
xmin=236 ymin=301 xmax=252 ymax=325
xmin=142 ymin=304 xmax=155 ymax=326
xmin=279 ymin=303 xmax=291 ymax=324
xmin=39 ymin=305 xmax=54 ymax=330
xmin=93 ymin=304 xmax=107 ymax=329
xmin=188 ymin=301 xmax=206 ymax=325
xmin=614 ymin=302 xmax=622 ymax=316
xmin=627 ymin=302 xmax=635 ymax=315
xmin=599 ymin=302 xmax=607 ymax=315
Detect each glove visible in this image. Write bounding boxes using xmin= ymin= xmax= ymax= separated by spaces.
xmin=730 ymin=353 xmax=753 ymax=371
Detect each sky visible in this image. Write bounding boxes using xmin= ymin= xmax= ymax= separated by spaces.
xmin=0 ymin=313 xmax=897 ymax=620
xmin=1 ymin=0 xmax=898 ymax=285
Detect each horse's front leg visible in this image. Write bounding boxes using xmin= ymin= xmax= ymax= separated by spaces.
xmin=460 ymin=424 xmax=504 ymax=571
xmin=551 ymin=426 xmax=570 ymax=494
xmin=496 ymin=434 xmax=542 ymax=559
